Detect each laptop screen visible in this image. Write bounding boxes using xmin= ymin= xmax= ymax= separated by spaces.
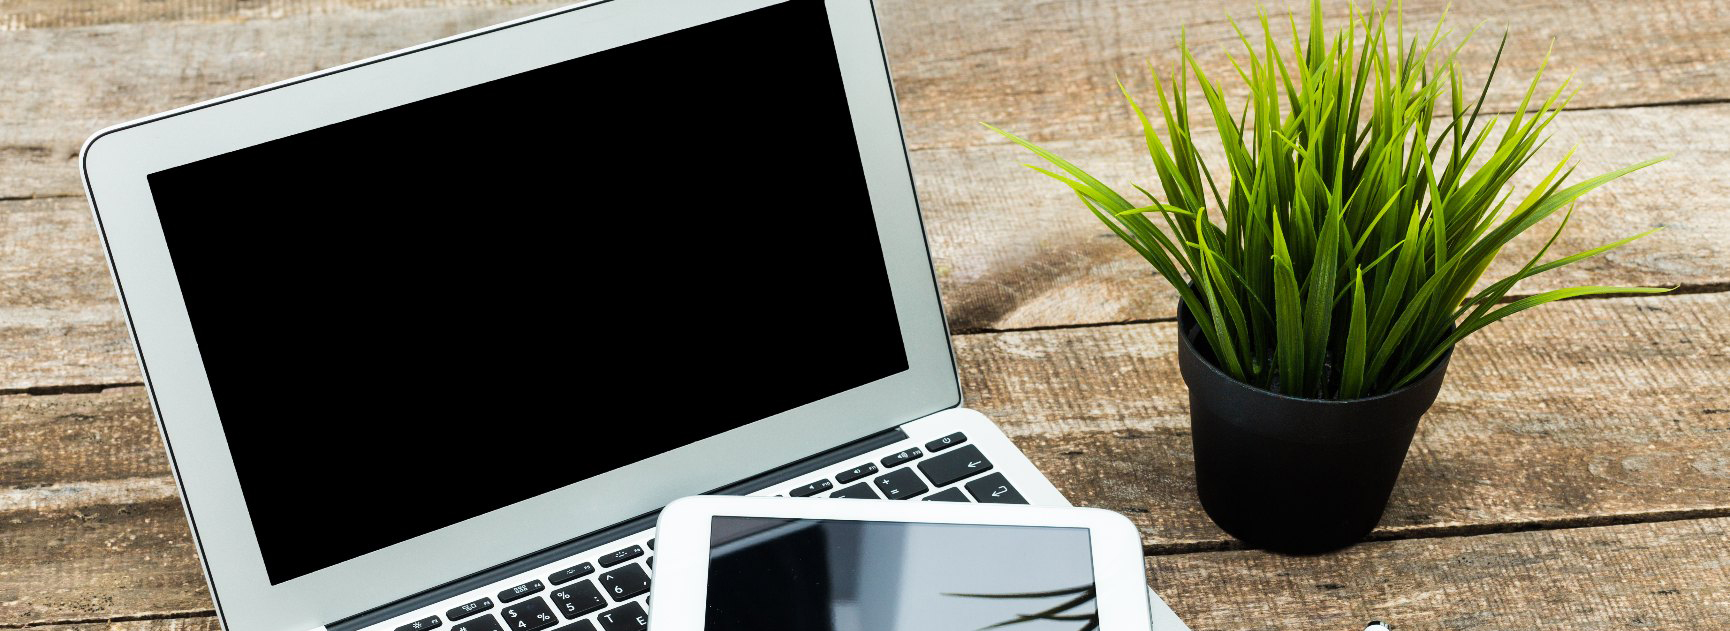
xmin=144 ymin=0 xmax=908 ymax=585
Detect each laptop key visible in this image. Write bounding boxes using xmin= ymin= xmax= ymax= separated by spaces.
xmin=923 ymin=487 xmax=970 ymax=502
xmin=549 ymin=562 xmax=594 ymax=585
xmin=966 ymin=473 xmax=1028 ymax=504
xmin=448 ymin=598 xmax=495 ymax=621
xmin=830 ymin=482 xmax=879 ymax=499
xmin=596 ymin=602 xmax=647 ymax=631
xmin=499 ymin=580 xmax=544 ymax=603
xmin=395 ymin=616 xmax=442 ymax=631
xmin=925 ymin=432 xmax=967 ymax=453
xmin=500 ymin=597 xmax=558 ymax=631
xmin=549 ymin=581 xmax=606 ymax=619
xmin=598 ymin=545 xmax=643 ymax=568
xmin=881 ymin=447 xmax=923 ymax=468
xmin=872 ymin=467 xmax=929 ymax=499
xmin=835 ymin=462 xmax=878 ymax=484
xmin=787 ymin=479 xmax=833 ymax=497
xmin=919 ymin=444 xmax=993 ymax=487
xmin=450 ymin=615 xmax=503 ymax=631
xmin=599 ymin=563 xmax=651 ymax=601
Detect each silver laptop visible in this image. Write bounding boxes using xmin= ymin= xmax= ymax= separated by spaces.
xmin=79 ymin=1 xmax=1187 ymax=630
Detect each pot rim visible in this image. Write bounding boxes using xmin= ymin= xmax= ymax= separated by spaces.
xmin=1176 ymin=299 xmax=1454 ymax=406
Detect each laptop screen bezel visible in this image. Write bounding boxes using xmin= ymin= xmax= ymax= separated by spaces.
xmin=78 ymin=2 xmax=959 ymax=630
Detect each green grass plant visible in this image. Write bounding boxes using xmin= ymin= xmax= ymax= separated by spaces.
xmin=987 ymin=0 xmax=1668 ymax=399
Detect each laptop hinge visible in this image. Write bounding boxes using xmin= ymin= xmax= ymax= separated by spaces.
xmin=324 ymin=425 xmax=908 ymax=631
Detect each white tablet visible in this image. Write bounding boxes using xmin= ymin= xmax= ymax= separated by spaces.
xmin=649 ymin=496 xmax=1154 ymax=631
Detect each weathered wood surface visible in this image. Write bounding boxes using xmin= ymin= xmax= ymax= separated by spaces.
xmin=11 ymin=517 xmax=1728 ymax=631
xmin=21 ymin=618 xmax=221 ymax=631
xmin=0 ymin=387 xmax=164 ymax=491
xmin=8 ymin=0 xmax=1730 ymax=194
xmin=0 ymin=497 xmax=208 ymax=625
xmin=5 ymin=102 xmax=1721 ymax=386
xmin=1148 ymin=517 xmax=1730 ymax=630
xmin=6 ymin=0 xmax=1723 ymax=349
xmin=5 ymin=291 xmax=1727 ymax=623
xmin=970 ymin=292 xmax=1730 ymax=547
xmin=4 ymin=0 xmax=1729 ymax=628
xmin=0 ymin=198 xmax=137 ymax=392
xmin=20 ymin=70 xmax=1718 ymax=392
xmin=5 ymin=0 xmax=1729 ymax=150
xmin=920 ymin=103 xmax=1729 ymax=330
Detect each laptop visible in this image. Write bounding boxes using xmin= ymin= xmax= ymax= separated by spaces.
xmin=78 ymin=1 xmax=1188 ymax=630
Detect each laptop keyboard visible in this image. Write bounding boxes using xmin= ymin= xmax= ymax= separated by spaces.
xmin=381 ymin=431 xmax=1026 ymax=631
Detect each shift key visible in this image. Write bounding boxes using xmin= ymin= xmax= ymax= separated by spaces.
xmin=918 ymin=445 xmax=993 ymax=487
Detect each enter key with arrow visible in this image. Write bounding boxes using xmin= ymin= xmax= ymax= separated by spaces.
xmin=965 ymin=472 xmax=1028 ymax=504
xmin=918 ymin=444 xmax=994 ymax=487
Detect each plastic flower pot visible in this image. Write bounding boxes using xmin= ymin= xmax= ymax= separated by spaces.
xmin=1176 ymin=300 xmax=1453 ymax=553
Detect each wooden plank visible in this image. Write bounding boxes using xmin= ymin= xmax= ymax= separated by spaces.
xmin=6 ymin=101 xmax=1726 ymax=389
xmin=9 ymin=515 xmax=1727 ymax=631
xmin=1147 ymin=517 xmax=1730 ymax=630
xmin=923 ymin=103 xmax=1729 ymax=331
xmin=14 ymin=616 xmax=219 ymax=631
xmin=11 ymin=294 xmax=1728 ymax=549
xmin=7 ymin=294 xmax=1728 ymax=549
xmin=0 ymin=292 xmax=1716 ymax=622
xmin=8 ymin=515 xmax=1729 ymax=631
xmin=0 ymin=387 xmax=199 ymax=626
xmin=1 ymin=10 xmax=1721 ymax=348
xmin=7 ymin=0 xmax=1730 ymax=197
xmin=4 ymin=293 xmax=1725 ymax=623
xmin=0 ymin=3 xmax=567 ymax=198
xmin=880 ymin=0 xmax=1730 ymax=150
xmin=0 ymin=388 xmax=163 ymax=491
xmin=0 ymin=497 xmax=209 ymax=625
xmin=0 ymin=197 xmax=138 ymax=391
xmin=0 ymin=0 xmax=513 ymax=31
xmin=963 ymin=292 xmax=1730 ymax=547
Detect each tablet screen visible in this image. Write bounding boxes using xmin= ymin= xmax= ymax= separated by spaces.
xmin=704 ymin=517 xmax=1098 ymax=631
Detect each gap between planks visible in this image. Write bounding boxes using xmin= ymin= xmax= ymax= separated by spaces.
xmin=0 ymin=611 xmax=216 ymax=630
xmin=950 ymin=280 xmax=1730 ymax=335
xmin=1141 ymin=506 xmax=1730 ymax=556
xmin=0 ymin=381 xmax=144 ymax=397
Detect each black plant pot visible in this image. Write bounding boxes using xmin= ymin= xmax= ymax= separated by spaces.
xmin=1176 ymin=301 xmax=1452 ymax=554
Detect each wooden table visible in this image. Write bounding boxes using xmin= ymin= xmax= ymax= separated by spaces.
xmin=4 ymin=1 xmax=1728 ymax=628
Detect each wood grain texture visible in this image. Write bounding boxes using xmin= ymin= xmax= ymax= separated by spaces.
xmin=7 ymin=99 xmax=1727 ymax=384
xmin=10 ymin=616 xmax=220 ymax=631
xmin=0 ymin=388 xmax=163 ymax=491
xmin=3 ymin=7 xmax=1722 ymax=346
xmin=2 ymin=292 xmax=1724 ymax=624
xmin=4 ymin=0 xmax=1729 ymax=627
xmin=1147 ymin=517 xmax=1730 ymax=631
xmin=0 ymin=2 xmax=568 ymax=198
xmin=9 ymin=294 xmax=1726 ymax=548
xmin=7 ymin=0 xmax=1730 ymax=195
xmin=966 ymin=292 xmax=1730 ymax=547
xmin=0 ymin=0 xmax=535 ymax=31
xmin=0 ymin=197 xmax=137 ymax=391
xmin=878 ymin=0 xmax=1730 ymax=150
xmin=0 ymin=497 xmax=209 ymax=625
xmin=922 ymin=103 xmax=1727 ymax=331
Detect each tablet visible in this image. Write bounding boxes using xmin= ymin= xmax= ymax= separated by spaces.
xmin=649 ymin=496 xmax=1154 ymax=631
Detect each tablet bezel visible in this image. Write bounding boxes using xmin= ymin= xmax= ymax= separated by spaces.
xmin=78 ymin=1 xmax=959 ymax=630
xmin=649 ymin=496 xmax=1154 ymax=630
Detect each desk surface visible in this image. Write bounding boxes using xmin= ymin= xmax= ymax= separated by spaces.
xmin=3 ymin=1 xmax=1728 ymax=629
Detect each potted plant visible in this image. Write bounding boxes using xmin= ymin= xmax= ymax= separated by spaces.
xmin=988 ymin=1 xmax=1668 ymax=553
